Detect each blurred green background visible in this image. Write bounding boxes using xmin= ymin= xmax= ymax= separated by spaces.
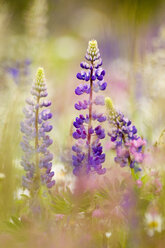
xmin=1 ymin=0 xmax=165 ymax=141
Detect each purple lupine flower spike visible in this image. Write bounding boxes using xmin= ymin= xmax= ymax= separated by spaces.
xmin=20 ymin=68 xmax=55 ymax=193
xmin=72 ymin=40 xmax=107 ymax=176
xmin=105 ymin=97 xmax=146 ymax=174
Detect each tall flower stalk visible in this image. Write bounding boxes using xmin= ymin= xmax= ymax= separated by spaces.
xmin=20 ymin=68 xmax=55 ymax=196
xmin=105 ymin=97 xmax=146 ymax=175
xmin=72 ymin=40 xmax=107 ymax=175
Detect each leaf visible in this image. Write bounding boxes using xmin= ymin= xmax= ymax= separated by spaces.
xmin=1 ymin=216 xmax=23 ymax=233
xmin=156 ymin=129 xmax=165 ymax=148
xmin=141 ymin=175 xmax=149 ymax=184
xmin=77 ymin=192 xmax=92 ymax=212
xmin=140 ymin=193 xmax=154 ymax=202
xmin=52 ymin=193 xmax=73 ymax=215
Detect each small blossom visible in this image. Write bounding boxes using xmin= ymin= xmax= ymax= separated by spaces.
xmin=0 ymin=173 xmax=5 ymax=180
xmin=105 ymin=232 xmax=112 ymax=238
xmin=92 ymin=208 xmax=104 ymax=218
xmin=136 ymin=179 xmax=142 ymax=188
xmin=145 ymin=212 xmax=163 ymax=236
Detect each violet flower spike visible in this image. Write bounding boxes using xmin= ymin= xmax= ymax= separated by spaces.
xmin=20 ymin=67 xmax=55 ymax=193
xmin=72 ymin=40 xmax=107 ymax=176
xmin=105 ymin=97 xmax=146 ymax=174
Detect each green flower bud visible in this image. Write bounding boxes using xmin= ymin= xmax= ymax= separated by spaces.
xmin=105 ymin=97 xmax=115 ymax=116
xmin=87 ymin=40 xmax=99 ymax=58
xmin=35 ymin=67 xmax=45 ymax=88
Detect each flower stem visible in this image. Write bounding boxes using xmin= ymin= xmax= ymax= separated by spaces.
xmin=34 ymin=95 xmax=40 ymax=192
xmin=87 ymin=61 xmax=93 ymax=162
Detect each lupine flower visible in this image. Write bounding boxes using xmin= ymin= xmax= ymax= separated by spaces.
xmin=105 ymin=97 xmax=146 ymax=173
xmin=72 ymin=40 xmax=107 ymax=175
xmin=6 ymin=59 xmax=31 ymax=84
xmin=20 ymin=68 xmax=55 ymax=193
xmin=145 ymin=211 xmax=163 ymax=236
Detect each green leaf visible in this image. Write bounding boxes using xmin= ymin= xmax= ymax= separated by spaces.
xmin=52 ymin=193 xmax=73 ymax=215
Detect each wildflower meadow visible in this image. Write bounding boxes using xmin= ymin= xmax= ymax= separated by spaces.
xmin=0 ymin=0 xmax=165 ymax=247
